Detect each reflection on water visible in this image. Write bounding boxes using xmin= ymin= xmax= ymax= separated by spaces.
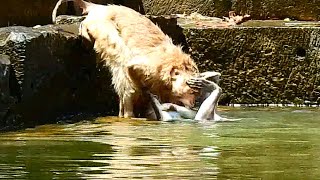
xmin=0 ymin=108 xmax=319 ymax=179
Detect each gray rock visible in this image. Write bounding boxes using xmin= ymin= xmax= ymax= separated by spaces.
xmin=0 ymin=24 xmax=117 ymax=131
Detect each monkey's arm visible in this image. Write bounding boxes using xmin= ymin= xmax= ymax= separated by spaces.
xmin=194 ymin=82 xmax=222 ymax=121
xmin=187 ymin=76 xmax=222 ymax=121
xmin=142 ymin=89 xmax=163 ymax=120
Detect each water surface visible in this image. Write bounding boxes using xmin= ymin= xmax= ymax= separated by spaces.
xmin=0 ymin=107 xmax=319 ymax=179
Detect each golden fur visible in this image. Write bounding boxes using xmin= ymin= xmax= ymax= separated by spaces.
xmin=52 ymin=0 xmax=199 ymax=118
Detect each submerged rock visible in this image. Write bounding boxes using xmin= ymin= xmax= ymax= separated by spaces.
xmin=0 ymin=24 xmax=117 ymax=131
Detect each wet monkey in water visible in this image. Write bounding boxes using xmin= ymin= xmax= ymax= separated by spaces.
xmin=52 ymin=0 xmax=199 ymax=118
xmin=145 ymin=71 xmax=223 ymax=121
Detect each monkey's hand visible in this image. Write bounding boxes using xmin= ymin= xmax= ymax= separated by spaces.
xmin=187 ymin=78 xmax=216 ymax=91
xmin=187 ymin=78 xmax=206 ymax=90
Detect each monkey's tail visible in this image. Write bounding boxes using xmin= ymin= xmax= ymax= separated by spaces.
xmin=52 ymin=0 xmax=94 ymax=23
xmin=52 ymin=0 xmax=71 ymax=23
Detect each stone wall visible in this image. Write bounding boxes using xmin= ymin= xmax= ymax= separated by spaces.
xmin=0 ymin=0 xmax=319 ymax=27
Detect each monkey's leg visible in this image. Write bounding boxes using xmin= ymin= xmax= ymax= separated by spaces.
xmin=118 ymin=96 xmax=124 ymax=118
xmin=123 ymin=94 xmax=135 ymax=118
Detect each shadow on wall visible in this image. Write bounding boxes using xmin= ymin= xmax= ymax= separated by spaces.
xmin=148 ymin=16 xmax=189 ymax=51
xmin=114 ymin=0 xmax=145 ymax=14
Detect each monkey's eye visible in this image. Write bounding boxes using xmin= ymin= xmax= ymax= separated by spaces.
xmin=174 ymin=71 xmax=180 ymax=76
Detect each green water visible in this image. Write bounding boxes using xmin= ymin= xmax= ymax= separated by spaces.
xmin=0 ymin=107 xmax=319 ymax=179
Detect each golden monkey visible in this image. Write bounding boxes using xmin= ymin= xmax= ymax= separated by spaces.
xmin=52 ymin=0 xmax=199 ymax=118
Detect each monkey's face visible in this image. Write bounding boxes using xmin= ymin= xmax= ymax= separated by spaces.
xmin=170 ymin=69 xmax=198 ymax=108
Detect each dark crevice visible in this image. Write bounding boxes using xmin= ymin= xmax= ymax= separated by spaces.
xmin=9 ymin=65 xmax=21 ymax=102
xmin=296 ymin=47 xmax=306 ymax=57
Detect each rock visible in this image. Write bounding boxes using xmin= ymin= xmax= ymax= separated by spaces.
xmin=0 ymin=24 xmax=117 ymax=131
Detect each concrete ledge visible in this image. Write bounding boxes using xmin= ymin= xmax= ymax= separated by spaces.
xmin=183 ymin=24 xmax=320 ymax=105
